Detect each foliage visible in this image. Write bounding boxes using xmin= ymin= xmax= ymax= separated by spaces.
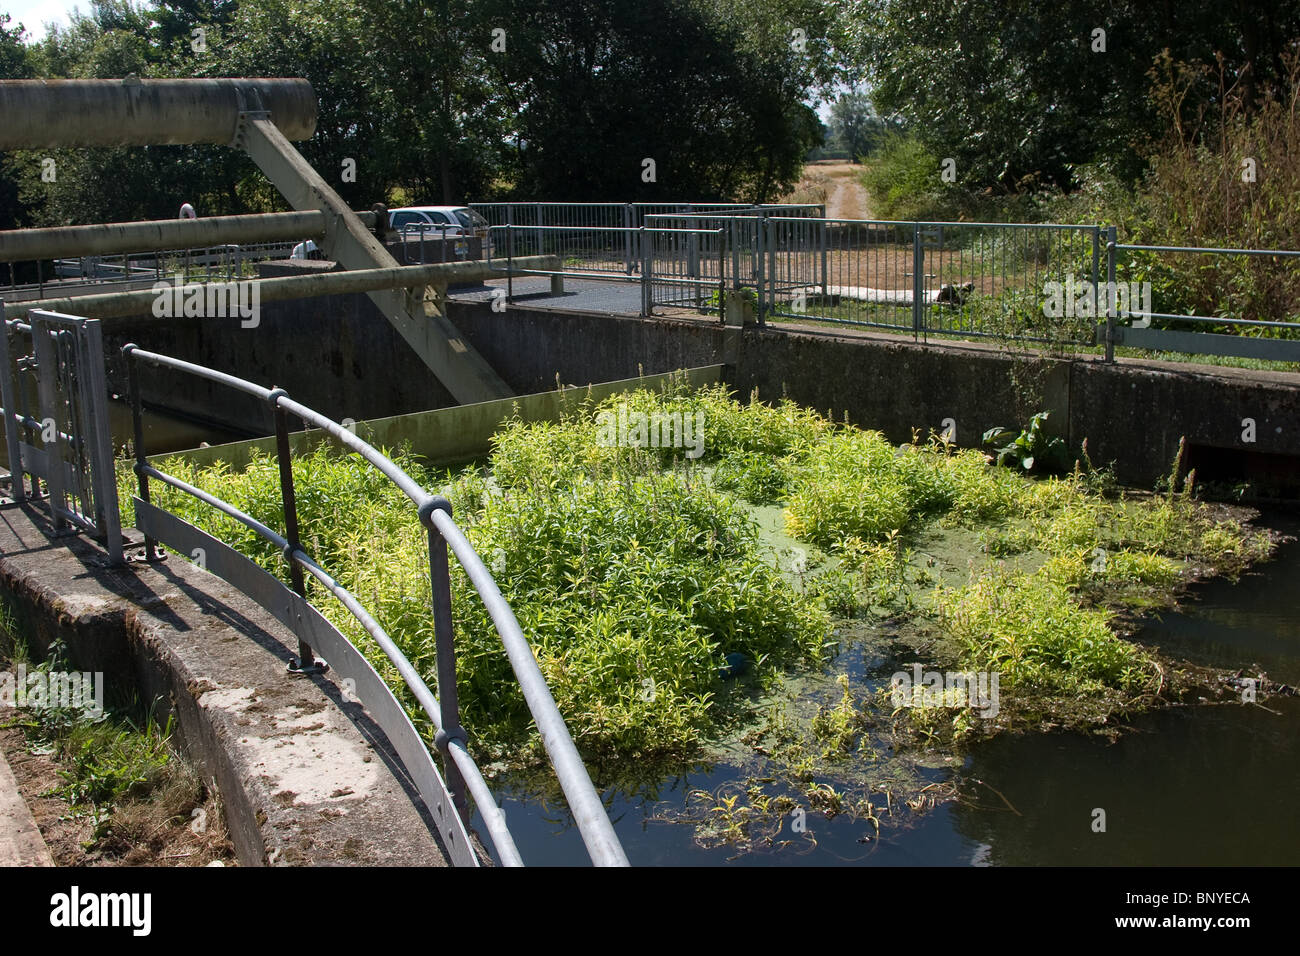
xmin=936 ymin=565 xmax=1154 ymax=694
xmin=120 ymin=386 xmax=1273 ymax=768
xmin=859 ymin=132 xmax=965 ymax=221
xmin=981 ymin=412 xmax=1070 ymax=473
xmin=827 ymin=90 xmax=893 ymax=161
xmin=844 ymin=0 xmax=1300 ymax=195
xmin=0 ymin=0 xmax=842 ymax=225
xmin=2 ymin=636 xmax=175 ymax=841
xmin=131 ymin=390 xmax=832 ymax=760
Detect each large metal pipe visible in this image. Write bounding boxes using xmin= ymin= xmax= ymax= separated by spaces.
xmin=0 ymin=78 xmax=317 ymax=148
xmin=0 ymin=210 xmax=380 ymax=262
xmin=3 ymin=256 xmax=561 ymax=320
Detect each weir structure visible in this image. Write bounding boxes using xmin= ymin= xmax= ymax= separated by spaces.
xmin=0 ymin=77 xmax=517 ymax=404
xmin=0 ymin=77 xmax=627 ymax=866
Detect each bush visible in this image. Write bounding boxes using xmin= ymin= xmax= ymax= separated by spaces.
xmin=860 ymin=133 xmax=967 ymax=222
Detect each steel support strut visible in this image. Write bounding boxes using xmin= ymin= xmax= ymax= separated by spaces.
xmin=232 ymin=111 xmax=512 ymax=405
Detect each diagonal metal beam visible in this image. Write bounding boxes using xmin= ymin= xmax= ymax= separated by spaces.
xmin=233 ymin=112 xmax=512 ymax=404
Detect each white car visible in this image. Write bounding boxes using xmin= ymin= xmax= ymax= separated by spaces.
xmin=290 ymin=205 xmax=489 ymax=259
xmin=389 ymin=205 xmax=488 ymax=239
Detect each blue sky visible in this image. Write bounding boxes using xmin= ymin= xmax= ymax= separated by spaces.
xmin=4 ymin=0 xmax=86 ymax=40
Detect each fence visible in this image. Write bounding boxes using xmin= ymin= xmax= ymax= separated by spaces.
xmin=1106 ymin=234 xmax=1300 ymax=363
xmin=115 ymin=342 xmax=629 ymax=866
xmin=643 ymin=206 xmax=823 ymax=309
xmin=0 ymin=306 xmax=123 ymax=563
xmin=486 ymin=224 xmax=727 ymax=314
xmin=764 ymin=219 xmax=1102 ymax=345
xmin=0 ymin=301 xmax=628 ymax=865
xmin=475 ymin=203 xmax=1300 ymax=365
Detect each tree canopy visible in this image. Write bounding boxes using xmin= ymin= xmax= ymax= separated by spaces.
xmin=845 ymin=0 xmax=1300 ymax=193
xmin=0 ymin=0 xmax=842 ymax=227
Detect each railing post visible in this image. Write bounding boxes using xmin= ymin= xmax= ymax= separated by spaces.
xmin=79 ymin=318 xmax=123 ymax=565
xmin=506 ymin=221 xmax=514 ymax=305
xmin=820 ymin=206 xmax=829 ymax=299
xmin=1105 ymin=225 xmax=1117 ymax=363
xmin=718 ymin=227 xmax=726 ymax=318
xmin=30 ymin=318 xmax=67 ymax=532
xmin=423 ymin=496 xmax=469 ymax=824
xmin=640 ymin=226 xmax=651 ymax=316
xmin=911 ymin=223 xmax=924 ymax=340
xmin=271 ymin=389 xmax=324 ymax=674
xmin=767 ymin=217 xmax=777 ymax=321
xmin=624 ymin=204 xmax=635 ymax=275
xmin=686 ymin=204 xmax=699 ymax=289
xmin=0 ymin=309 xmax=24 ymax=504
xmin=123 ymin=344 xmax=156 ymax=561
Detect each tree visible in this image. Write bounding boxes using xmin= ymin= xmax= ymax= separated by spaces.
xmin=843 ymin=0 xmax=1300 ymax=192
xmin=829 ymin=90 xmax=886 ymax=160
xmin=486 ymin=0 xmax=826 ymax=201
xmin=1 ymin=13 xmax=35 ymax=237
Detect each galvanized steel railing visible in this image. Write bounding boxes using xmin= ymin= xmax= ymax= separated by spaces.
xmin=469 ymin=203 xmax=1300 ymax=365
xmin=121 ymin=343 xmax=629 ymax=867
xmin=760 ymin=218 xmax=1102 ymax=345
xmin=1105 ymin=233 xmax=1300 ymax=363
xmin=0 ymin=308 xmax=123 ymax=563
xmin=485 ymin=223 xmax=727 ymax=316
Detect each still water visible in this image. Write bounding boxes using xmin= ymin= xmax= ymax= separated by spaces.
xmin=484 ymin=514 xmax=1300 ymax=866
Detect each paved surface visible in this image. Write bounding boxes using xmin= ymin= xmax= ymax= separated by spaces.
xmin=452 ymin=276 xmax=647 ymax=314
xmin=0 ymin=746 xmax=54 ymax=866
xmin=451 ymin=276 xmax=715 ymax=317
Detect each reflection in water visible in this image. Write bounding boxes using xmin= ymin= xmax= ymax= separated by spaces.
xmin=486 ymin=523 xmax=1300 ymax=866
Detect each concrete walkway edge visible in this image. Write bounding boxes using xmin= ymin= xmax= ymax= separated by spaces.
xmin=0 ymin=746 xmax=54 ymax=867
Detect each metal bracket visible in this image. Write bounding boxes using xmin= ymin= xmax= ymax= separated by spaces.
xmin=287 ymin=655 xmax=329 ymax=676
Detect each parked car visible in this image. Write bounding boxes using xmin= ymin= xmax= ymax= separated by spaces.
xmin=388 ymin=205 xmax=489 ymax=239
xmin=290 ymin=205 xmax=490 ymax=260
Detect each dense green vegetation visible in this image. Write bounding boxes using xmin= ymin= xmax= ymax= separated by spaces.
xmin=0 ymin=0 xmax=837 ymax=231
xmin=124 ymin=385 xmax=1272 ymax=772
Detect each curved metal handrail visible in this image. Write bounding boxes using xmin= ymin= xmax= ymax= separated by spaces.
xmin=121 ymin=343 xmax=628 ymax=867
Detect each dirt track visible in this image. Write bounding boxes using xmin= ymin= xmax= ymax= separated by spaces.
xmin=811 ymin=161 xmax=870 ymax=220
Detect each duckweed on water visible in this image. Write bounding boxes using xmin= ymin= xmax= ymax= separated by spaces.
xmin=122 ymin=383 xmax=1274 ymax=782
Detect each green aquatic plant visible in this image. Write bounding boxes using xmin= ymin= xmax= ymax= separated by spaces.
xmin=131 ymin=430 xmax=829 ymax=761
xmin=937 ymin=565 xmax=1156 ymax=695
xmin=120 ymin=385 xmax=1271 ymax=776
xmin=982 ymin=411 xmax=1070 ymax=473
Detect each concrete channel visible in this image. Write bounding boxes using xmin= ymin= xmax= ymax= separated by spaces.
xmin=3 ymin=274 xmax=1299 ymax=867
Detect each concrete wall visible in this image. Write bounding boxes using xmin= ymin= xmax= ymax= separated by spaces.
xmin=93 ymin=288 xmax=1300 ymax=495
xmin=448 ymin=299 xmax=1300 ymax=493
xmin=101 ymin=287 xmax=458 ymax=437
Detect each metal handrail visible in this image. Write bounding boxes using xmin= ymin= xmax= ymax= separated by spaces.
xmin=1112 ymin=243 xmax=1300 ymax=257
xmin=121 ymin=343 xmax=629 ymax=867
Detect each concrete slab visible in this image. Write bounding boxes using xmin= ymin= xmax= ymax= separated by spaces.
xmin=0 ymin=501 xmax=461 ymax=867
xmin=0 ymin=745 xmax=54 ymax=867
xmin=159 ymin=365 xmax=724 ymax=472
